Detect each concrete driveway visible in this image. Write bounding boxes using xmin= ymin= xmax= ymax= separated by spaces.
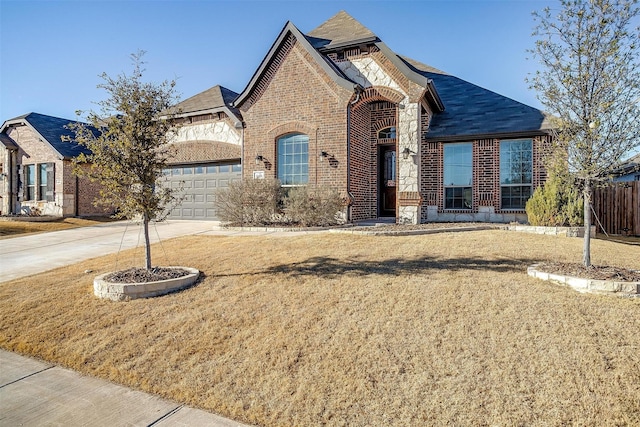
xmin=0 ymin=220 xmax=215 ymax=283
xmin=0 ymin=220 xmax=254 ymax=426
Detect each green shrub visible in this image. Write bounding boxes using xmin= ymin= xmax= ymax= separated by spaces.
xmin=216 ymin=179 xmax=282 ymax=226
xmin=283 ymin=185 xmax=344 ymax=227
xmin=526 ymin=173 xmax=583 ymax=226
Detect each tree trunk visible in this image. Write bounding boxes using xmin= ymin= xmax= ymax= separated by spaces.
xmin=143 ymin=213 xmax=152 ymax=270
xmin=582 ymin=180 xmax=592 ymax=267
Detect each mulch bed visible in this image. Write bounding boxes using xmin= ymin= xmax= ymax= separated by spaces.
xmin=537 ymin=262 xmax=640 ymax=282
xmin=105 ymin=267 xmax=191 ymax=283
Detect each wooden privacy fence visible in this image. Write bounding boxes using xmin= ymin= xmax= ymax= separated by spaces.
xmin=592 ymin=181 xmax=640 ymax=236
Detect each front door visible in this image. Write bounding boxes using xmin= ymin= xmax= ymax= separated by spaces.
xmin=379 ymin=145 xmax=396 ymax=217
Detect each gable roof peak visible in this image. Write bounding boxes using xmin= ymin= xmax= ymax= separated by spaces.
xmin=1 ymin=112 xmax=92 ymax=159
xmin=307 ymin=10 xmax=377 ymax=51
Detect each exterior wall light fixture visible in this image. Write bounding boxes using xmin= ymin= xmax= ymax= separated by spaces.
xmin=402 ymin=147 xmax=415 ymax=160
xmin=319 ymin=151 xmax=329 ymax=162
xmin=255 ymin=155 xmax=265 ymax=165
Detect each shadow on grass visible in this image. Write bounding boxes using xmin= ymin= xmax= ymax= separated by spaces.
xmin=595 ymin=235 xmax=640 ymax=246
xmin=260 ymin=255 xmax=537 ymax=278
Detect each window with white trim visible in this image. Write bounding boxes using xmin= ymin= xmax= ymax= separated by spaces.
xmin=500 ymin=139 xmax=533 ymax=209
xmin=443 ymin=143 xmax=472 ymax=209
xmin=277 ymin=133 xmax=308 ymax=186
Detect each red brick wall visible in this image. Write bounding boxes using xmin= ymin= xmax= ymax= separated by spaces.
xmin=420 ymin=135 xmax=551 ymax=221
xmin=347 ymin=100 xmax=398 ymax=221
xmin=239 ymin=33 xmax=353 ymax=190
xmin=348 ymin=100 xmax=373 ymax=220
xmin=74 ymin=162 xmax=113 ymax=216
xmin=420 ymin=140 xmax=443 ymax=220
xmin=474 ymin=139 xmax=497 ymax=208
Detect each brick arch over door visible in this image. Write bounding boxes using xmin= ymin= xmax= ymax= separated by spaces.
xmin=351 ymin=86 xmax=405 ymax=109
xmin=373 ymin=118 xmax=397 ymax=133
xmin=171 ymin=140 xmax=241 ymax=163
xmin=348 ymin=88 xmax=400 ymax=221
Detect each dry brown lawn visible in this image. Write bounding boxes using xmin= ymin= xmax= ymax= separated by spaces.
xmin=1 ymin=230 xmax=639 ymax=426
xmin=0 ymin=217 xmax=115 ymax=238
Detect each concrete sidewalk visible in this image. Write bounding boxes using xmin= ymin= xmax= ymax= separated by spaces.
xmin=0 ymin=220 xmax=217 ymax=283
xmin=0 ymin=220 xmax=257 ymax=426
xmin=0 ymin=349 xmax=251 ymax=426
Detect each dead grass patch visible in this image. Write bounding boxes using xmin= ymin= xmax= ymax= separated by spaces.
xmin=1 ymin=230 xmax=639 ymax=426
xmin=0 ymin=217 xmax=115 ymax=238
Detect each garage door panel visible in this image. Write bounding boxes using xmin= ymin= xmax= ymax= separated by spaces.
xmin=165 ymin=162 xmax=241 ymax=220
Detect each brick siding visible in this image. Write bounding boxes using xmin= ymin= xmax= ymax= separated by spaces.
xmin=239 ymin=32 xmax=352 ymax=192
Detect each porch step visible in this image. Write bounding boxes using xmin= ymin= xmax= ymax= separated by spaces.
xmin=354 ymin=218 xmax=396 ymax=227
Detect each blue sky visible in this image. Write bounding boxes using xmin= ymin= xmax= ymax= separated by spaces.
xmin=1 ymin=0 xmax=558 ymax=122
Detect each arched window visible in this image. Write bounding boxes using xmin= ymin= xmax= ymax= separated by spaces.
xmin=378 ymin=126 xmax=396 ymax=139
xmin=277 ymin=133 xmax=309 ymax=185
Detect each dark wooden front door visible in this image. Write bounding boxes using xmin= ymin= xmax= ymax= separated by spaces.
xmin=379 ymin=145 xmax=396 ymax=217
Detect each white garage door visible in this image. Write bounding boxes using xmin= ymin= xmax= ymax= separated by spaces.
xmin=163 ymin=162 xmax=241 ymax=220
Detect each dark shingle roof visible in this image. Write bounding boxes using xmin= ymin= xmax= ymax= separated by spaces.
xmin=305 ymin=11 xmax=549 ymax=139
xmin=171 ymin=85 xmax=241 ymax=119
xmin=398 ymin=56 xmax=552 ymax=140
xmin=307 ymin=10 xmax=378 ymax=50
xmin=1 ymin=112 xmax=92 ymax=159
xmin=0 ymin=133 xmax=18 ymax=150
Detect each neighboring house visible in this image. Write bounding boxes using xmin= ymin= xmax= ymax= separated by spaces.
xmin=0 ymin=112 xmax=107 ymax=217
xmin=229 ymin=11 xmax=553 ymax=224
xmin=612 ymin=153 xmax=640 ymax=182
xmin=161 ymin=85 xmax=244 ymax=219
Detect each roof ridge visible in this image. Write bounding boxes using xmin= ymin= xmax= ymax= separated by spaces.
xmin=307 ymin=10 xmax=377 ymax=50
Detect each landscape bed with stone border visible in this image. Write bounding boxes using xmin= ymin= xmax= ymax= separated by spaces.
xmin=528 ymin=264 xmax=640 ymax=297
xmin=502 ymin=224 xmax=596 ymax=237
xmin=94 ymin=266 xmax=200 ymax=301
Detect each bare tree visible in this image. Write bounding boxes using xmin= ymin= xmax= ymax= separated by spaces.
xmin=69 ymin=51 xmax=181 ymax=270
xmin=529 ymin=0 xmax=640 ymax=266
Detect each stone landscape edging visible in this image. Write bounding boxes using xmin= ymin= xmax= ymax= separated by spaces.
xmin=330 ymin=225 xmax=496 ymax=236
xmin=503 ymin=224 xmax=596 ymax=237
xmin=528 ymin=264 xmax=640 ymax=297
xmin=94 ymin=266 xmax=200 ymax=301
xmin=217 ymin=224 xmax=354 ymax=232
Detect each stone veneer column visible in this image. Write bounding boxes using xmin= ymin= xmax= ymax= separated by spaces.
xmin=397 ymin=101 xmax=420 ymax=224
